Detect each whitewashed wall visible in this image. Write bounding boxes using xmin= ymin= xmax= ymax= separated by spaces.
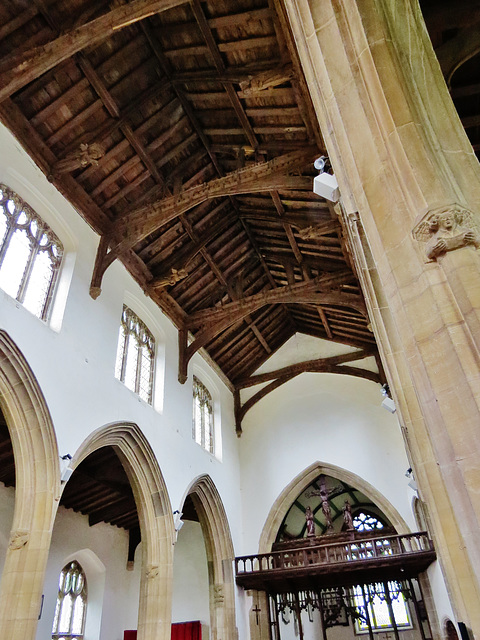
xmin=35 ymin=506 xmax=138 ymax=640
xmin=172 ymin=521 xmax=210 ymax=637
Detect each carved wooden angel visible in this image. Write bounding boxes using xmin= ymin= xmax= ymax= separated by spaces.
xmin=413 ymin=206 xmax=480 ymax=261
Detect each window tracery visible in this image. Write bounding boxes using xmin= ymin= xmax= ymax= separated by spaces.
xmin=0 ymin=184 xmax=63 ymax=320
xmin=115 ymin=305 xmax=155 ymax=403
xmin=192 ymin=375 xmax=214 ymax=453
xmin=352 ymin=512 xmax=385 ymax=532
xmin=353 ymin=582 xmax=411 ymax=634
xmin=52 ymin=561 xmax=87 ymax=639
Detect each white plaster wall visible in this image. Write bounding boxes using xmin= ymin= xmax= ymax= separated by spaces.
xmin=172 ymin=520 xmax=210 ymax=636
xmin=36 ymin=505 xmax=139 ymax=640
xmin=238 ymin=371 xmax=414 ymax=554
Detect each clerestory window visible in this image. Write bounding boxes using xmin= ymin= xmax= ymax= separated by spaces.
xmin=52 ymin=561 xmax=87 ymax=640
xmin=0 ymin=184 xmax=63 ymax=320
xmin=115 ymin=305 xmax=155 ymax=403
xmin=192 ymin=375 xmax=214 ymax=453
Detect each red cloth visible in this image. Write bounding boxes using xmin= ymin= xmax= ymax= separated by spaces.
xmin=124 ymin=632 xmax=137 ymax=640
xmin=171 ymin=620 xmax=202 ymax=640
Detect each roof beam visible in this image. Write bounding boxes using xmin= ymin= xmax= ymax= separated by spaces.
xmin=236 ymin=349 xmax=375 ymax=388
xmin=187 ymin=272 xmax=361 ymax=329
xmin=178 ymin=273 xmax=367 ymax=382
xmin=113 ymin=149 xmax=316 ymax=246
xmin=0 ymin=0 xmax=189 ymax=103
xmin=233 ymin=351 xmax=379 ymax=434
xmin=190 ymin=0 xmax=259 ymax=150
xmin=89 ymin=148 xmax=317 ymax=297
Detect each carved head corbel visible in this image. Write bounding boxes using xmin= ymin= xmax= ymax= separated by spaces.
xmin=412 ymin=204 xmax=480 ymax=261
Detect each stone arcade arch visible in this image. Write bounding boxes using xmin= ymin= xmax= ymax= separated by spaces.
xmin=250 ymin=462 xmax=411 ymax=640
xmin=184 ymin=475 xmax=237 ymax=640
xmin=0 ymin=331 xmax=60 ymax=640
xmin=72 ymin=422 xmax=175 ymax=640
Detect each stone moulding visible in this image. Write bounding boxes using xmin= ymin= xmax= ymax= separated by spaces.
xmin=412 ymin=204 xmax=480 ymax=261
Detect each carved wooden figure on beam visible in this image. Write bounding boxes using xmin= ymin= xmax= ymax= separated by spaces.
xmin=343 ymin=501 xmax=354 ymax=531
xmin=305 ymin=506 xmax=315 ymax=537
xmin=49 ymin=143 xmax=104 ymax=178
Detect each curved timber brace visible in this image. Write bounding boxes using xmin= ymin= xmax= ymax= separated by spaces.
xmin=177 ymin=273 xmax=368 ymax=384
xmin=233 ymin=350 xmax=381 ymax=435
xmin=89 ymin=148 xmax=318 ymax=298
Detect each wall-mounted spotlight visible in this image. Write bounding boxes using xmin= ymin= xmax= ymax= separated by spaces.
xmin=173 ymin=510 xmax=184 ymax=533
xmin=60 ymin=454 xmax=73 ymax=483
xmin=313 ymin=156 xmax=340 ymax=203
xmin=380 ymin=383 xmax=396 ymax=413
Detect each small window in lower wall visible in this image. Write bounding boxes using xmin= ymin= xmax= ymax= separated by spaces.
xmin=353 ymin=582 xmax=411 ymax=634
xmin=52 ymin=561 xmax=87 ymax=639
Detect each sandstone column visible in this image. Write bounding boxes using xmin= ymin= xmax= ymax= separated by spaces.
xmin=281 ymin=0 xmax=480 ymax=632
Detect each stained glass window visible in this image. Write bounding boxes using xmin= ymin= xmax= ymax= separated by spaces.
xmin=193 ymin=375 xmax=214 ymax=453
xmin=115 ymin=305 xmax=155 ymax=403
xmin=52 ymin=561 xmax=87 ymax=639
xmin=353 ymin=582 xmax=411 ymax=633
xmin=353 ymin=512 xmax=385 ymax=532
xmin=0 ymin=184 xmax=63 ymax=320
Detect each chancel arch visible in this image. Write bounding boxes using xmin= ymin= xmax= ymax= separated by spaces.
xmin=177 ymin=475 xmax=237 ymax=640
xmin=259 ymin=461 xmax=409 ymax=556
xmin=242 ymin=463 xmax=434 ymax=640
xmin=0 ymin=331 xmax=60 ymax=640
xmin=67 ymin=422 xmax=175 ymax=640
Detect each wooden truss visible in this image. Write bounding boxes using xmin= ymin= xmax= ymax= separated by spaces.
xmin=233 ymin=349 xmax=381 ymax=434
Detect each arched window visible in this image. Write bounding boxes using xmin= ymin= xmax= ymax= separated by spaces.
xmin=52 ymin=561 xmax=87 ymax=639
xmin=0 ymin=184 xmax=63 ymax=320
xmin=115 ymin=305 xmax=155 ymax=403
xmin=192 ymin=375 xmax=214 ymax=453
xmin=353 ymin=581 xmax=411 ymax=633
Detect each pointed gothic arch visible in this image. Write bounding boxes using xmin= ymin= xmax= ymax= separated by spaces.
xmin=72 ymin=422 xmax=175 ymax=640
xmin=0 ymin=330 xmax=60 ymax=640
xmin=259 ymin=461 xmax=410 ymax=555
xmin=247 ymin=462 xmax=412 ymax=640
xmin=183 ymin=475 xmax=237 ymax=640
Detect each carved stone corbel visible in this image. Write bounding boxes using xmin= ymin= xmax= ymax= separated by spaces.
xmin=9 ymin=529 xmax=29 ymax=550
xmin=412 ymin=204 xmax=480 ymax=261
xmin=145 ymin=564 xmax=159 ymax=580
xmin=213 ymin=584 xmax=225 ymax=606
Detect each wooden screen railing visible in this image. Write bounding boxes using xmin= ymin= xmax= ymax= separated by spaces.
xmin=235 ymin=532 xmax=434 ymax=576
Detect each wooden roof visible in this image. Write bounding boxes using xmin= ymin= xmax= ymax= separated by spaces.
xmin=0 ymin=0 xmax=476 ymax=395
xmin=0 ymin=0 xmax=375 ymax=390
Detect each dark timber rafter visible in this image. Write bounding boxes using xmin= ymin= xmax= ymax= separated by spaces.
xmin=0 ymin=0 xmax=190 ymax=103
xmin=89 ymin=148 xmax=317 ymax=298
xmin=178 ymin=273 xmax=367 ymax=383
xmin=232 ymin=349 xmax=379 ymax=434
